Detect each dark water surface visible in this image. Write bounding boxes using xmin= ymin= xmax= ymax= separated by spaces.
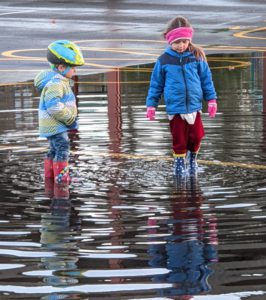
xmin=0 ymin=52 xmax=265 ymax=299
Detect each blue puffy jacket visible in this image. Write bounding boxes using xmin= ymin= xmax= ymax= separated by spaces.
xmin=146 ymin=47 xmax=217 ymax=115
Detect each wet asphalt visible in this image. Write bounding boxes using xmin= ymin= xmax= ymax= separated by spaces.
xmin=0 ymin=0 xmax=265 ymax=83
xmin=0 ymin=3 xmax=266 ymax=296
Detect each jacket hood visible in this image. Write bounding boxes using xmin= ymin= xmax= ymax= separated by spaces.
xmin=34 ymin=70 xmax=62 ymax=92
xmin=165 ymin=46 xmax=191 ymax=58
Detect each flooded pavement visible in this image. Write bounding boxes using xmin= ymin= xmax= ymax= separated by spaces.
xmin=0 ymin=52 xmax=265 ymax=299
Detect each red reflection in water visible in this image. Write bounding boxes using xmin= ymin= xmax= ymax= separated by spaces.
xmin=106 ymin=69 xmax=125 ymax=281
xmin=107 ymin=68 xmax=122 ymax=153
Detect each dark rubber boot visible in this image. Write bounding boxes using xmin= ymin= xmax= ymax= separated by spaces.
xmin=190 ymin=152 xmax=198 ymax=172
xmin=174 ymin=157 xmax=186 ymax=176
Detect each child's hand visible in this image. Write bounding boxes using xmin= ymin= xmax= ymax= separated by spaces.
xmin=146 ymin=106 xmax=156 ymax=120
xmin=208 ymin=99 xmax=217 ymax=118
xmin=67 ymin=117 xmax=78 ymax=129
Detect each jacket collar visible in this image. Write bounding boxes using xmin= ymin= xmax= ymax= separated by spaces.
xmin=52 ymin=69 xmax=70 ymax=82
xmin=165 ymin=46 xmax=191 ymax=58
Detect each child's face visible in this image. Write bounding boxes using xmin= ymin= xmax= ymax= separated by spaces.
xmin=64 ymin=66 xmax=76 ymax=79
xmin=171 ymin=39 xmax=190 ymax=53
xmin=57 ymin=65 xmax=76 ymax=78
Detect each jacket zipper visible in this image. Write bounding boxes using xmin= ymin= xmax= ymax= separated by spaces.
xmin=180 ymin=54 xmax=188 ymax=113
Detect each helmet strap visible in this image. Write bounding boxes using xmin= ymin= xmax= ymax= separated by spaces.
xmin=61 ymin=66 xmax=72 ymax=76
xmin=50 ymin=64 xmax=72 ymax=76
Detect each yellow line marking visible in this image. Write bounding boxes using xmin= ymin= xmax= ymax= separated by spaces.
xmin=1 ymin=49 xmax=46 ymax=60
xmin=0 ymin=59 xmax=249 ymax=73
xmin=0 ymin=81 xmax=34 ymax=87
xmin=209 ymin=59 xmax=251 ymax=69
xmin=0 ymin=39 xmax=264 ymax=76
xmin=82 ymin=152 xmax=266 ymax=170
xmin=209 ymin=55 xmax=266 ymax=59
xmin=73 ymin=58 xmax=157 ymax=61
xmin=74 ymin=39 xmax=166 ymax=44
xmin=0 ymin=56 xmax=252 ymax=79
xmin=1 ymin=47 xmax=157 ymax=61
xmin=2 ymin=44 xmax=266 ymax=64
xmin=233 ymin=26 xmax=266 ymax=40
xmin=230 ymin=26 xmax=242 ymax=30
xmin=197 ymin=159 xmax=266 ymax=170
xmin=0 ymin=145 xmax=265 ymax=170
xmin=204 ymin=45 xmax=266 ymax=52
xmin=81 ymin=47 xmax=157 ymax=56
xmin=0 ymin=37 xmax=263 ymax=87
xmin=0 ymin=57 xmax=251 ymax=85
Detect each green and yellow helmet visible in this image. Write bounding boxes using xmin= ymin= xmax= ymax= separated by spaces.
xmin=47 ymin=40 xmax=85 ymax=66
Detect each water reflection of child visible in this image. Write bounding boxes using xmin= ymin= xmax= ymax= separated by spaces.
xmin=34 ymin=40 xmax=84 ymax=184
xmin=40 ymin=184 xmax=80 ymax=300
xmin=146 ymin=16 xmax=217 ymax=176
xmin=147 ymin=176 xmax=218 ymax=298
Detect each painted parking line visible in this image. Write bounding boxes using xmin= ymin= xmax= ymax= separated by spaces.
xmin=0 ymin=26 xmax=265 ymax=78
xmin=1 ymin=144 xmax=264 ymax=170
xmin=233 ymin=26 xmax=266 ymax=40
xmin=76 ymin=151 xmax=266 ymax=170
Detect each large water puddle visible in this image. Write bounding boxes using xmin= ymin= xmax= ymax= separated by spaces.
xmin=0 ymin=52 xmax=265 ymax=299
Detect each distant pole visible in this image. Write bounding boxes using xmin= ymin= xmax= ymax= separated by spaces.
xmin=106 ymin=68 xmax=123 ymax=278
xmin=263 ymin=52 xmax=266 ymax=113
xmin=106 ymin=68 xmax=122 ymax=153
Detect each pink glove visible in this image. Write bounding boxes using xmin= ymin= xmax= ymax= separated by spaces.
xmin=146 ymin=106 xmax=156 ymax=120
xmin=208 ymin=99 xmax=217 ymax=118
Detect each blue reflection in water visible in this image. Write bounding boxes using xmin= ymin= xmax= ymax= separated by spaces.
xmin=147 ymin=175 xmax=218 ymax=298
xmin=0 ymin=52 xmax=265 ymax=299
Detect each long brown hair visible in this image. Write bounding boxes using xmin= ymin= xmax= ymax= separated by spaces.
xmin=163 ymin=16 xmax=206 ymax=61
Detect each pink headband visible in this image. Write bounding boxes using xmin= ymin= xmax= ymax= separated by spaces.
xmin=165 ymin=27 xmax=194 ymax=44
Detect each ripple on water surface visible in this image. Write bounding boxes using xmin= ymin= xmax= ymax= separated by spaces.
xmin=0 ymin=52 xmax=265 ymax=299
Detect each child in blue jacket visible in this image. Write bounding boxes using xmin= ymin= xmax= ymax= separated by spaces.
xmin=34 ymin=40 xmax=84 ymax=184
xmin=146 ymin=16 xmax=217 ymax=176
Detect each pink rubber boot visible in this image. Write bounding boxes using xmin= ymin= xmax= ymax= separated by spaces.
xmin=44 ymin=159 xmax=54 ymax=178
xmin=53 ymin=161 xmax=70 ymax=184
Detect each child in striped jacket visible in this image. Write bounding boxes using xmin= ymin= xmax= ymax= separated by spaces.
xmin=34 ymin=40 xmax=84 ymax=184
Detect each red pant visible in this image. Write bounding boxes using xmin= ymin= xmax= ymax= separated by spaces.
xmin=169 ymin=113 xmax=205 ymax=155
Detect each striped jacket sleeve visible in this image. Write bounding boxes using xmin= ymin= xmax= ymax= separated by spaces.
xmin=44 ymin=82 xmax=76 ymax=126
